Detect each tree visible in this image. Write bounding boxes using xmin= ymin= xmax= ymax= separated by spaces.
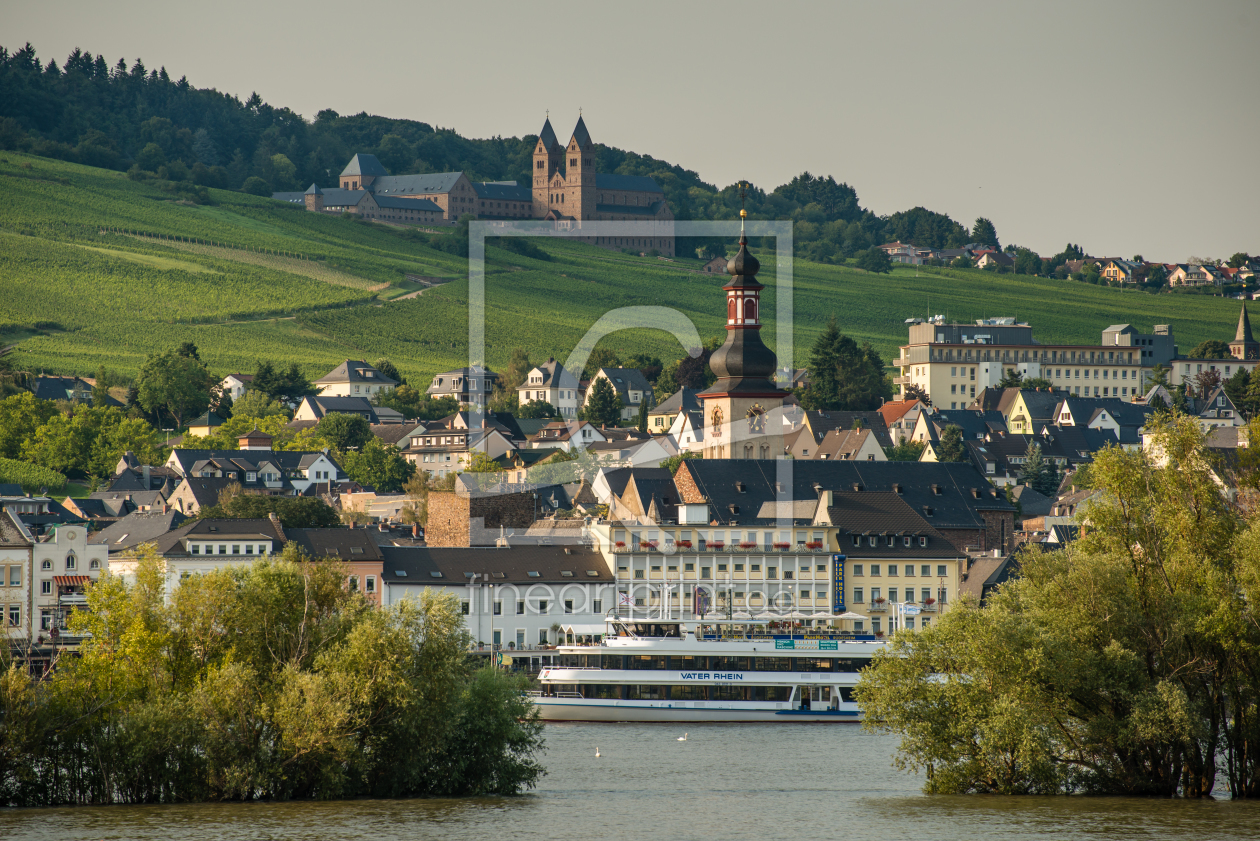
xmin=241 ymin=175 xmax=271 ymax=195
xmin=489 ymin=347 xmax=531 ymax=411
xmin=135 ymin=141 xmax=165 ymax=171
xmin=199 ymin=489 xmax=342 ymax=527
xmin=463 ymin=450 xmax=503 ymax=474
xmin=1225 ymin=368 xmax=1251 ymax=416
xmin=660 ymin=451 xmax=701 ymax=475
xmin=970 ymin=217 xmax=999 ymax=249
xmin=1190 ymin=339 xmax=1232 ymax=360
xmin=625 ymin=352 xmax=663 ymax=385
xmin=636 ymin=398 xmax=649 ymax=433
xmin=317 ymin=413 xmax=371 ymax=451
xmin=1147 ymin=392 xmax=1168 ymax=412
xmin=884 ymin=440 xmax=926 ymax=461
xmin=373 ymin=358 xmax=405 ymax=386
xmin=1021 ymin=377 xmax=1054 ymax=390
xmin=582 ymin=377 xmax=623 ymax=427
xmin=582 ymin=346 xmax=622 ymax=381
xmin=903 ymin=384 xmax=931 ymax=407
xmin=1192 ymin=369 xmax=1223 ymax=401
xmin=1229 ymin=252 xmax=1252 ymax=269
xmin=1146 ymin=364 xmax=1171 ymax=391
xmin=339 ymin=438 xmax=415 ymax=492
xmin=856 ymin=247 xmax=892 ymax=274
xmin=1019 ymin=443 xmax=1058 ymax=496
xmin=856 ymin=415 xmax=1260 ymax=798
xmin=998 ymin=369 xmax=1024 ymax=389
xmin=230 ymin=390 xmax=289 ymax=420
xmin=376 ymin=385 xmax=459 ymax=421
xmin=137 ymin=349 xmax=215 ymax=428
xmin=1144 ymin=264 xmax=1168 ymax=289
xmin=398 ymin=472 xmax=431 ymax=528
xmin=936 ymin=425 xmax=967 ymax=462
xmin=0 ymin=392 xmax=59 ymax=459
xmin=801 ymin=316 xmax=893 ymax=411
xmin=517 ymin=400 xmax=557 ymax=419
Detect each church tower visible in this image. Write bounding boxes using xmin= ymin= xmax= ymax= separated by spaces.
xmin=566 ymin=115 xmax=597 ymax=221
xmin=532 ymin=116 xmax=563 ymax=217
xmin=698 ymin=202 xmax=787 ymax=460
xmin=1231 ymin=303 xmax=1258 ymax=360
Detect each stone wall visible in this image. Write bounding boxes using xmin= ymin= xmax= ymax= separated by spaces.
xmin=426 ymin=490 xmax=542 ymax=547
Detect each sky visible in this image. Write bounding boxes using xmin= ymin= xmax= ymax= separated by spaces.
xmin=7 ymin=0 xmax=1259 ymax=261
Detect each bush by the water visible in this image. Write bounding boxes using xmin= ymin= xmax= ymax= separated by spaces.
xmin=0 ymin=545 xmax=544 ymax=805
xmin=0 ymin=456 xmax=67 ymax=493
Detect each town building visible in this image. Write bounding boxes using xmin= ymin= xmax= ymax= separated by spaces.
xmin=219 ymin=373 xmax=254 ymax=401
xmin=518 ymin=358 xmax=581 ymax=418
xmin=292 ymin=395 xmax=404 ymax=425
xmin=314 ymin=360 xmax=398 ymax=398
xmin=896 ymin=317 xmax=1177 ymax=408
xmin=1 ymin=509 xmax=34 ymax=645
xmin=30 ymin=524 xmax=107 ymax=641
xmin=649 ymin=387 xmax=701 ymax=433
xmin=584 ymin=367 xmax=653 ymax=422
xmin=426 ymin=366 xmax=500 ymax=408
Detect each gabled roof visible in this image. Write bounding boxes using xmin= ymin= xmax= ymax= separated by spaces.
xmin=370 ymin=172 xmax=464 ymax=194
xmin=526 ymin=358 xmax=578 ymax=389
xmin=285 ymin=527 xmax=383 ymax=561
xmin=188 ymin=411 xmax=224 ymax=428
xmin=149 ymin=518 xmax=285 ymax=556
xmin=31 ymin=376 xmax=91 ymax=402
xmin=653 ymin=387 xmax=701 ymax=415
xmin=878 ymin=400 xmax=922 ymax=426
xmin=803 ymin=410 xmax=894 ymax=450
xmin=472 ymin=181 xmax=533 ymax=201
xmin=1235 ymin=304 xmax=1255 ymax=344
xmin=315 ymin=360 xmax=398 ymax=386
xmin=595 ymin=173 xmax=663 ymax=193
xmin=380 ymin=544 xmax=612 ymax=586
xmin=89 ymin=510 xmax=189 ymax=552
xmin=596 ymin=368 xmax=652 ymax=399
xmin=340 ymin=153 xmax=389 ymax=178
xmin=374 ymin=194 xmax=443 ymax=211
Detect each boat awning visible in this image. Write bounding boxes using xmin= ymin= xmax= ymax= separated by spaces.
xmin=53 ymin=575 xmax=91 ymax=587
xmin=561 ymin=623 xmax=607 ymax=635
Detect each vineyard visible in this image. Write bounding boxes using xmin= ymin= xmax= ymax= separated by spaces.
xmin=0 ymin=457 xmax=68 ymax=493
xmin=1 ymin=150 xmax=1251 ymax=387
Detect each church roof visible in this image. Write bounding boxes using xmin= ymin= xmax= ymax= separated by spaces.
xmin=1235 ymin=304 xmax=1255 ymax=345
xmin=371 ymin=172 xmax=465 ymax=194
xmin=538 ymin=117 xmax=561 ymax=152
xmin=571 ymin=115 xmax=593 ymax=148
xmin=595 ymin=173 xmax=664 ymax=193
xmin=304 ymin=183 xmax=322 ymax=195
xmin=473 ymin=181 xmax=533 ymax=201
xmin=340 ymin=153 xmax=389 ymax=178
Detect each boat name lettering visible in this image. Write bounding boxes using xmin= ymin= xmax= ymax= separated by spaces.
xmin=677 ymin=672 xmax=745 ymax=681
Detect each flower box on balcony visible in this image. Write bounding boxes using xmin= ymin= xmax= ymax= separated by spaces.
xmin=639 ymin=542 xmax=653 ymax=550
xmin=738 ymin=542 xmax=757 ymax=550
xmin=772 ymin=542 xmax=790 ymax=550
xmin=709 ymin=541 xmax=725 ymax=550
xmin=676 ymin=540 xmax=693 ymax=549
xmin=615 ymin=541 xmax=626 ymax=549
xmin=805 ymin=541 xmax=823 ymax=550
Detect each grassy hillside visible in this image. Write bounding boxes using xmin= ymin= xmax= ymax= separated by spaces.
xmin=0 ymin=151 xmax=1247 ymax=386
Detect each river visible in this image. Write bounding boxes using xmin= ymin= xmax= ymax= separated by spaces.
xmin=3 ymin=723 xmax=1259 ymax=840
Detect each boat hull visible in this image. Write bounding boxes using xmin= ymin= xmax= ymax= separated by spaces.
xmin=533 ymin=699 xmax=862 ymax=723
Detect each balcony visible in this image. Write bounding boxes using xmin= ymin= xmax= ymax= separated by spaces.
xmin=867 ymin=601 xmax=888 ymax=613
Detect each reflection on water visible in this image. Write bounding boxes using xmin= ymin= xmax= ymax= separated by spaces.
xmin=2 ymin=723 xmax=1259 ymax=840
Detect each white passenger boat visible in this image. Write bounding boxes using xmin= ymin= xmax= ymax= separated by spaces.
xmin=532 ymin=617 xmax=885 ymax=722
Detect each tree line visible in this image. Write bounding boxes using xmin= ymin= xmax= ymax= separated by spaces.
xmin=0 ymin=548 xmax=544 ymax=805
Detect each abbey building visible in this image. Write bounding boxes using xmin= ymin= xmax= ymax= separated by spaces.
xmin=273 ymin=116 xmax=675 ymax=256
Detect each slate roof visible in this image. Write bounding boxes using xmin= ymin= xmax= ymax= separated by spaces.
xmin=472 ymin=181 xmax=533 ymax=201
xmin=285 ymin=527 xmax=383 ymax=561
xmin=188 ymin=411 xmax=224 ymax=428
xmin=803 ymin=410 xmax=894 ymax=450
xmin=169 ymin=449 xmax=342 ymax=477
xmin=654 ymin=388 xmax=702 ymax=415
xmin=826 ymin=492 xmax=957 ymax=557
xmin=89 ymin=510 xmax=189 ymax=552
xmin=960 ymin=552 xmax=1020 ymax=603
xmin=297 ymin=395 xmax=396 ymax=423
xmin=380 ymin=544 xmax=612 ymax=586
xmin=374 ymin=194 xmax=443 ymax=212
xmin=305 ymin=183 xmax=322 ymax=195
xmin=1054 ymin=397 xmax=1153 ymax=429
xmin=677 ymin=459 xmax=1014 ymax=530
xmin=596 ymin=368 xmax=652 ymax=401
xmin=370 ymin=172 xmax=464 ymax=194
xmin=595 ymin=173 xmax=664 ymax=193
xmin=1010 ymin=485 xmax=1053 ymax=519
xmin=31 ymin=376 xmax=92 ymax=402
xmin=371 ymin=423 xmax=418 ymax=447
xmin=340 ymin=153 xmax=389 ymax=178
xmin=538 ymin=118 xmax=561 ymax=152
xmin=528 ymin=358 xmax=578 ymax=389
xmin=0 ymin=483 xmax=22 ymax=496
xmin=0 ymin=508 xmax=34 ymax=545
xmin=596 ymin=201 xmax=668 ymax=217
xmin=926 ymin=409 xmax=1008 ymax=443
xmin=570 ymin=116 xmax=593 ymax=148
xmin=149 ymin=518 xmax=287 ymax=556
xmin=316 ymin=360 xmax=399 ymax=386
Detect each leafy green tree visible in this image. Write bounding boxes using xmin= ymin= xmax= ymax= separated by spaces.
xmin=317 ymin=412 xmax=371 ymax=451
xmin=1229 ymin=252 xmax=1252 ymax=269
xmin=857 ymin=415 xmax=1260 ymax=798
xmin=856 ymin=247 xmax=892 ymax=274
xmin=135 ymin=141 xmax=165 ymax=171
xmin=517 ymin=399 xmax=557 ymax=419
xmin=1019 ymin=443 xmax=1058 ymax=496
xmin=241 ymin=175 xmax=271 ymax=195
xmin=1144 ymin=264 xmax=1169 ymax=289
xmin=339 ymin=437 xmax=415 ymax=492
xmin=801 ymin=316 xmax=893 ymax=411
xmin=1190 ymin=339 xmax=1232 ymax=360
xmin=0 ymin=392 xmax=59 ymax=459
xmin=884 ymin=440 xmax=926 ymax=461
xmin=1225 ymin=368 xmax=1251 ymax=416
xmin=463 ymin=450 xmax=503 ymax=474
xmin=582 ymin=377 xmax=623 ymax=427
xmin=398 ymin=472 xmax=431 ymax=528
xmin=1145 ymin=364 xmax=1171 ymax=390
xmin=1147 ymin=392 xmax=1168 ymax=412
xmin=375 ymin=385 xmax=459 ymax=421
xmin=136 ymin=349 xmax=215 ymax=428
xmin=951 ymin=255 xmax=974 ymax=269
xmin=625 ymin=353 xmax=663 ymax=385
xmin=637 ymin=398 xmax=649 ymax=433
xmin=660 ymin=451 xmax=701 ymax=475
xmin=229 ymin=390 xmax=289 ymax=420
xmin=373 ymin=358 xmax=405 ymax=385
xmin=970 ymin=217 xmax=999 ymax=248
xmin=200 ymin=491 xmax=342 ymax=527
xmin=582 ymin=346 xmax=622 ymax=381
xmin=903 ymin=384 xmax=931 ymax=407
xmin=998 ymin=369 xmax=1024 ymax=388
xmin=936 ymin=424 xmax=967 ymax=462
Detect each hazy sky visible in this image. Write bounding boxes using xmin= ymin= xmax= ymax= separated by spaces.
xmin=8 ymin=0 xmax=1259 ymax=261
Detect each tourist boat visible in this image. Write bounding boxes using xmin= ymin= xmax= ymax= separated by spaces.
xmin=531 ymin=617 xmax=886 ymax=722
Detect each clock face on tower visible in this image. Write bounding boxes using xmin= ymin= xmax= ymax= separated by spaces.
xmin=746 ymin=404 xmax=766 ymax=434
xmin=711 ymin=406 xmax=724 ymax=436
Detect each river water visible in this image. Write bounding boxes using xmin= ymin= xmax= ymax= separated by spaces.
xmin=3 ymin=723 xmax=1259 ymax=840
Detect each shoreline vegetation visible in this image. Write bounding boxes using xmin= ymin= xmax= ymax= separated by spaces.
xmin=857 ymin=413 xmax=1260 ymax=799
xmin=0 ymin=545 xmax=545 ymax=806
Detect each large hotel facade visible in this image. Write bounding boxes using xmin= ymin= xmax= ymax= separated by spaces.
xmin=275 ymin=116 xmax=675 ymax=256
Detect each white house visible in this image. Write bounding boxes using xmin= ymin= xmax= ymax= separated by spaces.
xmin=109 ymin=517 xmax=284 ymax=599
xmin=584 ymin=368 xmax=653 ymax=422
xmin=32 ymin=523 xmax=108 ymax=638
xmin=519 ymin=358 xmax=581 ymax=419
xmin=314 ymin=360 xmax=398 ymax=398
xmin=380 ymin=544 xmax=616 ymax=650
xmin=219 ymin=373 xmax=254 ymax=401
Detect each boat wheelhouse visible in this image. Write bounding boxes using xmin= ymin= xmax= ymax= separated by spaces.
xmin=533 ymin=617 xmax=884 ymax=722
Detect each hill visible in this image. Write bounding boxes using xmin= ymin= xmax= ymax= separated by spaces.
xmin=1 ymin=151 xmax=1250 ymax=391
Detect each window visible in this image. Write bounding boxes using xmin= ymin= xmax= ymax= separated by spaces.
xmin=219 ymin=545 xmax=227 ymax=555
xmin=634 ymin=569 xmax=644 ymax=579
xmin=245 ymin=544 xmax=254 ymax=555
xmin=888 ymin=588 xmax=898 ymax=602
xmin=191 ymin=544 xmax=200 ymax=554
xmin=538 ymin=600 xmax=549 ymax=614
xmin=366 ymin=577 xmax=376 ymax=594
xmin=888 ymin=565 xmax=898 ymax=576
xmin=937 ymin=565 xmax=948 ymax=577
xmin=592 ymin=599 xmax=602 ymax=613
xmin=65 ymin=554 xmax=76 ymax=571
xmin=904 ymin=564 xmax=915 ymax=577
xmin=8 ymin=605 xmax=18 ymax=627
xmin=517 ymin=600 xmax=525 ymax=615
xmin=41 ymin=560 xmax=51 ymax=570
xmin=870 ymin=565 xmax=880 ymax=576
xmin=564 ymin=600 xmax=574 ymax=614
xmin=90 ymin=559 xmax=100 ymax=570
xmin=922 ymin=588 xmax=932 ymax=602
xmin=8 ymin=566 xmax=18 ymax=587
xmin=852 ymin=564 xmax=863 ymax=576
xmin=921 ymin=565 xmax=931 ymax=576
xmin=41 ymin=581 xmax=52 ymax=595
xmin=853 ymin=587 xmax=864 ymax=603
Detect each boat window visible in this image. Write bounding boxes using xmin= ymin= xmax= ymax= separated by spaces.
xmin=627 ymin=685 xmax=666 ymax=700
xmin=711 ymin=656 xmax=748 ymax=671
xmin=754 ymin=657 xmax=795 ymax=671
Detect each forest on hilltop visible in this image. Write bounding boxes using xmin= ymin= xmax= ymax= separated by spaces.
xmin=0 ymin=42 xmax=991 ymax=262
